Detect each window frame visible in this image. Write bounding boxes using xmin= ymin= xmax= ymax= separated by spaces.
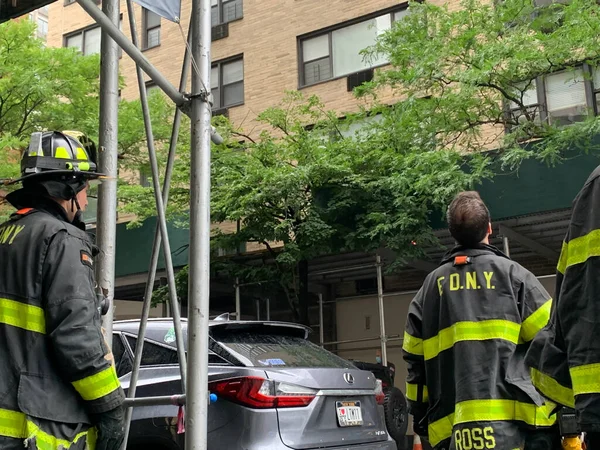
xmin=211 ymin=55 xmax=245 ymax=110
xmin=122 ymin=332 xmax=180 ymax=367
xmin=64 ymin=24 xmax=102 ymax=56
xmin=111 ymin=332 xmax=134 ymax=378
xmin=37 ymin=16 xmax=48 ymax=38
xmin=63 ymin=15 xmax=123 ymax=57
xmin=507 ymin=64 xmax=596 ymax=130
xmin=297 ymin=4 xmax=409 ymax=88
xmin=142 ymin=7 xmax=161 ymax=50
xmin=211 ymin=0 xmax=243 ymax=26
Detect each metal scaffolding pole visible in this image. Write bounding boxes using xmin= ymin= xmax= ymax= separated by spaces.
xmin=121 ymin=2 xmax=192 ymax=446
xmin=503 ymin=236 xmax=511 ymax=257
xmin=318 ymin=293 xmax=324 ymax=346
xmin=266 ymin=298 xmax=271 ymax=321
xmin=235 ymin=278 xmax=241 ymax=319
xmin=96 ymin=0 xmax=120 ymax=343
xmin=77 ymin=0 xmax=184 ymax=106
xmin=376 ymin=255 xmax=387 ymax=366
xmin=256 ymin=299 xmax=261 ymax=320
xmin=186 ymin=0 xmax=212 ymax=446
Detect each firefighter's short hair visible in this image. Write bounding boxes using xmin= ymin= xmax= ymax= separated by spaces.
xmin=447 ymin=191 xmax=491 ymax=247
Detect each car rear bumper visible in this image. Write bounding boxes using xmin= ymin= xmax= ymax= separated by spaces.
xmin=231 ymin=438 xmax=397 ymax=450
xmin=321 ymin=439 xmax=397 ymax=450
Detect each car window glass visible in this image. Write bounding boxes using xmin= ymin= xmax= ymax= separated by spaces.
xmin=126 ymin=335 xmax=179 ymax=366
xmin=112 ymin=333 xmax=133 ymax=377
xmin=213 ymin=333 xmax=355 ymax=368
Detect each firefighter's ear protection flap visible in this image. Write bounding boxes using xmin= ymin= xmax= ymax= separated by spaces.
xmin=97 ymin=292 xmax=111 ymax=316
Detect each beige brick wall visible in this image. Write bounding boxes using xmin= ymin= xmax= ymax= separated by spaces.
xmin=48 ymin=0 xmax=410 ymax=135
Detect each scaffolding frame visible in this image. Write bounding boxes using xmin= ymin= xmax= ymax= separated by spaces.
xmin=76 ymin=0 xmax=220 ymax=447
xmin=74 ymin=0 xmax=526 ymax=441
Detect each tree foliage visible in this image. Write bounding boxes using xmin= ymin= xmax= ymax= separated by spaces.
xmin=361 ymin=0 xmax=600 ymax=167
xmin=0 ymin=20 xmax=101 ymax=145
xmin=144 ymin=92 xmax=488 ymax=319
xmin=0 ymin=20 xmax=177 ymax=222
xmin=0 ymin=19 xmax=101 ymax=218
xmin=76 ymin=0 xmax=600 ymax=320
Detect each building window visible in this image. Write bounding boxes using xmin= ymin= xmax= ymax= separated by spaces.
xmin=65 ymin=26 xmax=102 ymax=55
xmin=545 ymin=68 xmax=587 ymax=125
xmin=298 ymin=7 xmax=408 ymax=87
xmin=509 ymin=66 xmax=590 ymax=128
xmin=593 ymin=69 xmax=600 ymax=113
xmin=37 ymin=17 xmax=48 ymax=38
xmin=64 ymin=18 xmax=122 ymax=57
xmin=211 ymin=57 xmax=244 ymax=109
xmin=508 ymin=80 xmax=541 ymax=125
xmin=211 ymin=0 xmax=243 ymax=25
xmin=143 ymin=8 xmax=161 ymax=49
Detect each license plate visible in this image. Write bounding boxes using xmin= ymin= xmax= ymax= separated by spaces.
xmin=336 ymin=401 xmax=363 ymax=427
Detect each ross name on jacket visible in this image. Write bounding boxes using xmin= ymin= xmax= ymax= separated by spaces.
xmin=436 ymin=271 xmax=496 ymax=295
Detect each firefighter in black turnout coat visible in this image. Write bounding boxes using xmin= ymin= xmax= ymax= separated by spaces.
xmin=0 ymin=131 xmax=125 ymax=450
xmin=526 ymin=165 xmax=600 ymax=448
xmin=403 ymin=191 xmax=560 ymax=450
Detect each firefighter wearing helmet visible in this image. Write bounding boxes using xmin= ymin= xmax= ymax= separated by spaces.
xmin=0 ymin=131 xmax=125 ymax=450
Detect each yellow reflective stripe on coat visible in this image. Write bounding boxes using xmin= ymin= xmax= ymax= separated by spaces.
xmin=0 ymin=298 xmax=45 ymax=334
xmin=520 ymin=299 xmax=552 ymax=342
xmin=530 ymin=368 xmax=575 ymax=408
xmin=0 ymin=408 xmax=26 ymax=438
xmin=406 ymin=382 xmax=429 ymax=402
xmin=570 ymin=363 xmax=600 ymax=396
xmin=428 ymin=399 xmax=557 ymax=447
xmin=402 ymin=331 xmax=423 ymax=356
xmin=26 ymin=420 xmax=90 ymax=450
xmin=72 ymin=366 xmax=120 ymax=401
xmin=557 ymin=229 xmax=600 ymax=274
xmin=423 ymin=320 xmax=520 ymax=361
xmin=0 ymin=408 xmax=92 ymax=449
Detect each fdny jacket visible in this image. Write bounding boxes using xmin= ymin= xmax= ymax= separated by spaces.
xmin=526 ymin=165 xmax=600 ymax=433
xmin=402 ymin=245 xmax=556 ymax=449
xmin=0 ymin=200 xmax=124 ymax=449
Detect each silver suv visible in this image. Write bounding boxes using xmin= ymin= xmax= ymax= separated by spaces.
xmin=112 ymin=318 xmax=397 ymax=450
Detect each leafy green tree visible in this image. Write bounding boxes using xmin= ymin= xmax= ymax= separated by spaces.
xmin=361 ymin=0 xmax=600 ymax=167
xmin=0 ymin=19 xmax=100 ymax=219
xmin=144 ymin=92 xmax=487 ymax=322
xmin=125 ymin=0 xmax=600 ymax=322
xmin=0 ymin=19 xmax=101 ymax=145
xmin=0 ymin=20 xmax=177 ymax=221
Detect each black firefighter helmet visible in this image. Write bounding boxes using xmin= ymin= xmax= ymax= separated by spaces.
xmin=15 ymin=130 xmax=103 ymax=184
xmin=5 ymin=131 xmax=105 ymax=211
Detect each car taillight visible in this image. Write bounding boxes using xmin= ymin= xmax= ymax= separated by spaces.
xmin=375 ymin=379 xmax=385 ymax=405
xmin=209 ymin=377 xmax=317 ymax=409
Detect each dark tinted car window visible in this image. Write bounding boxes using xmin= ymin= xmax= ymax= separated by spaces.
xmin=122 ymin=333 xmax=232 ymax=367
xmin=126 ymin=335 xmax=179 ymax=366
xmin=214 ymin=333 xmax=355 ymax=368
xmin=112 ymin=333 xmax=133 ymax=377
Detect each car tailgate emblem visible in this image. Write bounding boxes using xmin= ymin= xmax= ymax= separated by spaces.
xmin=343 ymin=373 xmax=355 ymax=384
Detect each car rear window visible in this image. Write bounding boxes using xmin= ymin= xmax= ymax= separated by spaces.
xmin=213 ymin=332 xmax=355 ymax=368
